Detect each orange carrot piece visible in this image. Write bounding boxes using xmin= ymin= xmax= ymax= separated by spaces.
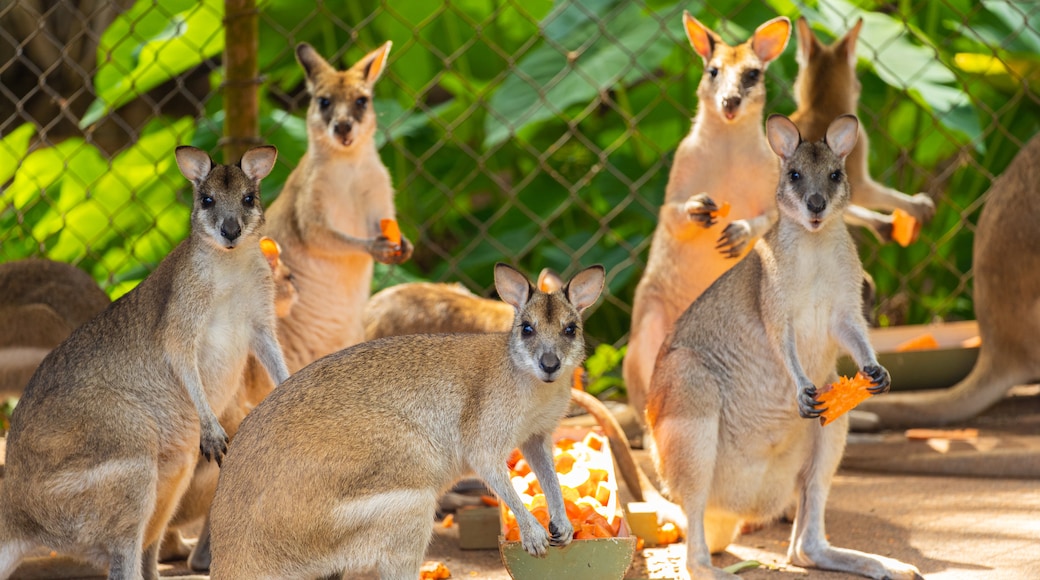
xmin=895 ymin=333 xmax=940 ymax=352
xmin=420 ymin=561 xmax=451 ymax=580
xmin=379 ymin=218 xmax=402 ymax=246
xmin=441 ymin=513 xmax=454 ymax=528
xmin=891 ymin=208 xmax=919 ymax=247
xmin=480 ymin=494 xmax=499 ymax=507
xmin=816 ymin=373 xmax=876 ymax=427
xmin=711 ymin=201 xmax=732 ymax=219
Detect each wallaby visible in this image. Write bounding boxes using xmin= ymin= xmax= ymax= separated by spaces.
xmin=0 ymin=259 xmax=110 ymax=396
xmin=0 ymin=145 xmax=290 ymax=580
xmin=789 ymin=17 xmax=936 ymax=242
xmin=646 ymin=115 xmax=921 ymax=579
xmin=858 ymin=132 xmax=1040 ymax=427
xmin=209 ymin=263 xmax=604 ymax=579
xmin=160 ymin=236 xmax=298 ymax=571
xmin=265 ymin=41 xmax=412 ymax=374
xmin=625 ymin=13 xmax=792 ymax=429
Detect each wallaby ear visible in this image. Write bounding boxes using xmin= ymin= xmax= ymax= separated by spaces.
xmin=766 ymin=114 xmax=802 ymax=160
xmin=259 ymin=236 xmax=282 ymax=270
xmin=175 ymin=146 xmax=212 ymax=185
xmin=839 ymin=18 xmax=864 ymax=70
xmin=564 ymin=265 xmax=605 ymax=314
xmin=240 ymin=145 xmax=278 ymax=182
xmin=537 ymin=268 xmax=564 ymax=294
xmin=683 ymin=12 xmax=717 ymax=61
xmin=495 ymin=263 xmax=533 ymax=311
xmin=751 ymin=16 xmax=791 ymax=64
xmin=353 ymin=41 xmax=392 ymax=85
xmin=825 ymin=114 xmax=859 ymax=159
xmin=795 ymin=17 xmax=818 ymax=67
xmin=296 ymin=42 xmax=334 ymax=84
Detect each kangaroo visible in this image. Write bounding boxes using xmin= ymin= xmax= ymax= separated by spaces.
xmin=624 ymin=13 xmax=792 ymax=431
xmin=646 ymin=115 xmax=921 ymax=579
xmin=160 ymin=236 xmax=298 ymax=571
xmin=0 ymin=259 xmax=111 ymax=396
xmin=858 ymin=132 xmax=1040 ymax=427
xmin=789 ymin=17 xmax=936 ymax=242
xmin=0 ymin=145 xmax=290 ymax=580
xmin=208 ymin=263 xmax=604 ymax=579
xmin=264 ymin=41 xmax=412 ymax=374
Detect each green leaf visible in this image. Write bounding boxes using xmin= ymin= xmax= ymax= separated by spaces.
xmin=82 ymin=0 xmax=224 ymax=127
xmin=0 ymin=124 xmax=36 ymax=185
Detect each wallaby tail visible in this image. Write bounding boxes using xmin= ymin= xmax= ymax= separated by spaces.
xmin=568 ymin=389 xmax=687 ymax=529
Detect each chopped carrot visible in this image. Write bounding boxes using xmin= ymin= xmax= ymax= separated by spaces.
xmin=895 ymin=333 xmax=940 ymax=352
xmin=379 ymin=218 xmax=402 ymax=246
xmin=891 ymin=209 xmax=919 ymax=247
xmin=420 ymin=561 xmax=451 ymax=580
xmin=506 ymin=447 xmax=523 ymax=470
xmin=480 ymin=494 xmax=499 ymax=507
xmin=441 ymin=513 xmax=454 ymax=528
xmin=554 ymin=451 xmax=576 ymax=474
xmin=572 ymin=367 xmax=586 ymax=391
xmin=656 ymin=522 xmax=680 ymax=545
xmin=816 ymin=373 xmax=877 ymax=427
xmin=711 ymin=201 xmax=732 ymax=219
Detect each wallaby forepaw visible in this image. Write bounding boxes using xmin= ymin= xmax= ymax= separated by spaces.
xmin=863 ymin=364 xmax=891 ymax=395
xmin=684 ymin=193 xmax=719 ymax=228
xmin=370 ymin=235 xmax=410 ymax=264
xmin=715 ymin=220 xmax=751 ymax=259
xmin=549 ymin=519 xmax=574 ymax=548
xmin=909 ymin=193 xmax=936 ymax=222
xmin=799 ymin=384 xmax=825 ymax=419
xmin=519 ymin=520 xmax=551 ymax=558
xmin=200 ymin=424 xmax=229 ymax=466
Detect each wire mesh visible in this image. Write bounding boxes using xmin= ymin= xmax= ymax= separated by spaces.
xmin=1 ymin=0 xmax=1037 ymax=349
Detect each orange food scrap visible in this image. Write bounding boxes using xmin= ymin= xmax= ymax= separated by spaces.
xmin=480 ymin=494 xmax=499 ymax=507
xmin=506 ymin=448 xmax=523 ymax=470
xmin=895 ymin=333 xmax=940 ymax=352
xmin=572 ymin=366 xmax=586 ymax=391
xmin=656 ymin=522 xmax=680 ymax=545
xmin=379 ymin=218 xmax=402 ymax=246
xmin=420 ymin=560 xmax=451 ymax=580
xmin=441 ymin=513 xmax=454 ymax=528
xmin=891 ymin=208 xmax=919 ymax=247
xmin=712 ymin=201 xmax=732 ymax=219
xmin=816 ymin=373 xmax=876 ymax=427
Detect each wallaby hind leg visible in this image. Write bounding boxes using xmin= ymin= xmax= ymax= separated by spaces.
xmin=789 ymin=415 xmax=922 ymax=579
xmin=186 ymin=517 xmax=212 ymax=572
xmin=107 ymin=542 xmax=144 ymax=580
xmin=370 ymin=500 xmax=436 ymax=580
xmin=703 ymin=511 xmax=740 ymax=555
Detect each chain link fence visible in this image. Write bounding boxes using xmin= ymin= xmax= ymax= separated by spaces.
xmin=1 ymin=0 xmax=1037 ymax=352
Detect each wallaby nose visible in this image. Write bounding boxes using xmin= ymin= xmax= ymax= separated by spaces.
xmin=220 ymin=218 xmax=242 ymax=242
xmin=539 ymin=353 xmax=561 ymax=375
xmin=807 ymin=194 xmax=827 ymax=214
xmin=722 ymin=96 xmax=742 ymax=116
xmin=334 ymin=121 xmax=352 ymax=140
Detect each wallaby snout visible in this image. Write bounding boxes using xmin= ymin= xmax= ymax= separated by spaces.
xmin=807 ymin=193 xmax=826 ymax=214
xmin=538 ymin=351 xmax=561 ymax=376
xmin=220 ymin=217 xmax=242 ymax=243
xmin=332 ymin=120 xmax=353 ymax=145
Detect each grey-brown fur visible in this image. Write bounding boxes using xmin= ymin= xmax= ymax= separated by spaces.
xmin=646 ymin=115 xmax=921 ymax=579
xmin=0 ymin=145 xmax=289 ymax=580
xmin=209 ymin=264 xmax=604 ymax=579
xmin=858 ymin=132 xmax=1040 ymax=426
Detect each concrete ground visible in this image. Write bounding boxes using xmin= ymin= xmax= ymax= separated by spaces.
xmin=3 ymin=386 xmax=1038 ymax=579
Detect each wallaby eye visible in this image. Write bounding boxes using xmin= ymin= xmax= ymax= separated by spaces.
xmin=789 ymin=171 xmax=801 ymax=182
xmin=317 ymin=97 xmax=331 ymax=109
xmin=201 ymin=195 xmax=214 ymax=208
xmin=708 ymin=67 xmax=719 ymax=78
xmin=355 ymin=96 xmax=368 ymax=108
xmin=243 ymin=194 xmax=255 ymax=207
xmin=563 ymin=323 xmax=577 ymax=337
xmin=521 ymin=322 xmax=534 ymax=337
xmin=745 ymin=69 xmax=760 ymax=82
xmin=830 ymin=170 xmax=842 ymax=182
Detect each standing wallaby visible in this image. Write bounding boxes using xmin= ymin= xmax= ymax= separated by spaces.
xmin=0 ymin=259 xmax=110 ymax=397
xmin=209 ymin=263 xmax=604 ymax=579
xmin=265 ymin=41 xmax=412 ymax=374
xmin=859 ymin=132 xmax=1040 ymax=427
xmin=789 ymin=17 xmax=935 ymax=242
xmin=0 ymin=145 xmax=290 ymax=580
xmin=625 ymin=13 xmax=792 ymax=429
xmin=160 ymin=236 xmax=298 ymax=571
xmin=646 ymin=115 xmax=921 ymax=579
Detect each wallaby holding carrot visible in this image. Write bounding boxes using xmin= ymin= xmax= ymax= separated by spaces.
xmin=209 ymin=264 xmax=604 ymax=579
xmin=646 ymin=115 xmax=920 ymax=579
xmin=264 ymin=41 xmax=412 ymax=374
xmin=0 ymin=145 xmax=289 ymax=580
xmin=160 ymin=237 xmax=298 ymax=571
xmin=625 ymin=13 xmax=792 ymax=430
xmin=789 ymin=17 xmax=935 ymax=242
xmin=0 ymin=259 xmax=110 ymax=397
xmin=859 ymin=133 xmax=1040 ymax=427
